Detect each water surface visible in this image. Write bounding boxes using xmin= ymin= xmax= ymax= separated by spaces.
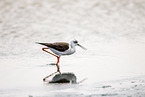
xmin=0 ymin=0 xmax=145 ymax=96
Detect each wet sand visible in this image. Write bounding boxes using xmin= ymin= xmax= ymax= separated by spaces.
xmin=0 ymin=0 xmax=145 ymax=96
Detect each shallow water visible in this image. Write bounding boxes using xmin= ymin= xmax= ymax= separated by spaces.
xmin=0 ymin=0 xmax=145 ymax=97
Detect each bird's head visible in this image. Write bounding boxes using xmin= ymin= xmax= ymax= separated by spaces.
xmin=71 ymin=40 xmax=87 ymax=50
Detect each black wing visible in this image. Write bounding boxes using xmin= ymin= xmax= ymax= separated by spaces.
xmin=36 ymin=42 xmax=69 ymax=52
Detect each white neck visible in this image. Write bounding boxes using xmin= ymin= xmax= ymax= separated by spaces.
xmin=70 ymin=41 xmax=76 ymax=48
xmin=70 ymin=41 xmax=76 ymax=53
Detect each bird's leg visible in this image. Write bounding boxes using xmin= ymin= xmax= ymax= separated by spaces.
xmin=42 ymin=48 xmax=61 ymax=74
xmin=43 ymin=71 xmax=58 ymax=82
xmin=42 ymin=48 xmax=58 ymax=57
xmin=56 ymin=56 xmax=61 ymax=74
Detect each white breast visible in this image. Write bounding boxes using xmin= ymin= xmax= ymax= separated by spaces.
xmin=50 ymin=45 xmax=76 ymax=56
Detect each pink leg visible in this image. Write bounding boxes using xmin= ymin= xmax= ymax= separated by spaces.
xmin=56 ymin=56 xmax=61 ymax=74
xmin=42 ymin=48 xmax=61 ymax=74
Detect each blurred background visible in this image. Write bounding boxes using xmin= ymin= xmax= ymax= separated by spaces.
xmin=0 ymin=0 xmax=145 ymax=57
xmin=0 ymin=0 xmax=145 ymax=96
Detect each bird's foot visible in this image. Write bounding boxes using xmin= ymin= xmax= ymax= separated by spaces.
xmin=43 ymin=71 xmax=58 ymax=82
xmin=57 ymin=69 xmax=61 ymax=74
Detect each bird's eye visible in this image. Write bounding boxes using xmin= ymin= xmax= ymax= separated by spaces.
xmin=73 ymin=40 xmax=78 ymax=43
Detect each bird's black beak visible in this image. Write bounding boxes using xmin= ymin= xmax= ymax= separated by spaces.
xmin=77 ymin=44 xmax=87 ymax=50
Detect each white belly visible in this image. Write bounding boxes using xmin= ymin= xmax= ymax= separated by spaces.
xmin=50 ymin=47 xmax=75 ymax=56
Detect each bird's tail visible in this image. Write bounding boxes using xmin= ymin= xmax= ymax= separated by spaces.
xmin=35 ymin=42 xmax=48 ymax=46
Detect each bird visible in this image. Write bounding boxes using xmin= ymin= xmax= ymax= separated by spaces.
xmin=36 ymin=40 xmax=86 ymax=74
